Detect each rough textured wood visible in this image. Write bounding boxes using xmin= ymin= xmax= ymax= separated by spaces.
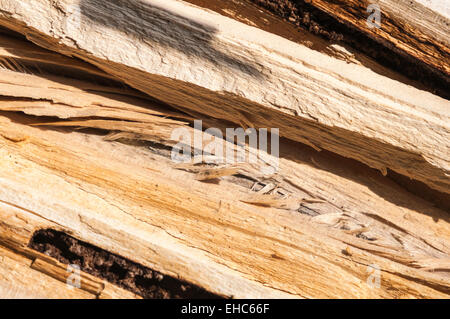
xmin=0 ymin=1 xmax=448 ymax=299
xmin=186 ymin=0 xmax=449 ymax=96
xmin=1 ymin=108 xmax=449 ymax=298
xmin=0 ymin=0 xmax=448 ymax=194
xmin=31 ymin=258 xmax=105 ymax=295
xmin=0 ymin=250 xmax=93 ymax=298
xmin=0 ymin=42 xmax=449 ymax=297
xmin=0 ymin=241 xmax=137 ymax=298
xmin=300 ymin=0 xmax=450 ymax=76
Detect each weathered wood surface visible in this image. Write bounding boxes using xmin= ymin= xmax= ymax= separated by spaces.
xmin=0 ymin=0 xmax=448 ymax=195
xmin=302 ymin=0 xmax=450 ymax=76
xmin=248 ymin=0 xmax=450 ymax=77
xmin=1 ymin=101 xmax=449 ymax=298
xmin=0 ymin=234 xmax=138 ymax=299
xmin=0 ymin=33 xmax=449 ymax=298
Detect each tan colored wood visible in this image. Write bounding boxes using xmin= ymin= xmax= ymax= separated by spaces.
xmin=0 ymin=0 xmax=448 ymax=194
xmin=0 ymin=206 xmax=141 ymax=299
xmin=299 ymin=0 xmax=450 ymax=76
xmin=31 ymin=258 xmax=105 ymax=295
xmin=0 ymin=246 xmax=95 ymax=299
xmin=0 ymin=90 xmax=448 ymax=298
xmin=0 ymin=2 xmax=448 ymax=299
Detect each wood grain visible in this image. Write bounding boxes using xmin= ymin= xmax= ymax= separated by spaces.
xmin=0 ymin=60 xmax=449 ymax=297
xmin=0 ymin=0 xmax=447 ymax=194
xmin=0 ymin=1 xmax=448 ymax=299
xmin=305 ymin=0 xmax=450 ymax=77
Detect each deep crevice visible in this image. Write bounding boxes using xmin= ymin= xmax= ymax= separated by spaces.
xmin=28 ymin=229 xmax=222 ymax=299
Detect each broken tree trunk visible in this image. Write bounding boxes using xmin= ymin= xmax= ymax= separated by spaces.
xmin=0 ymin=30 xmax=449 ymax=298
xmin=0 ymin=0 xmax=448 ymax=299
xmin=0 ymin=0 xmax=448 ymax=195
